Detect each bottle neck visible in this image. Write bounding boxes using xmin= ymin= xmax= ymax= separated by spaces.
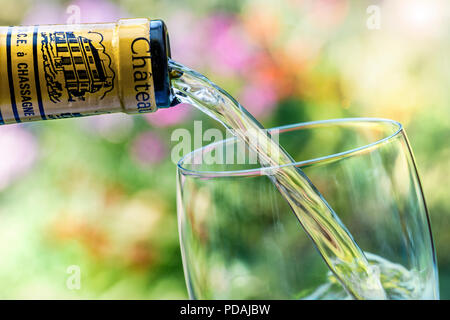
xmin=0 ymin=18 xmax=174 ymax=125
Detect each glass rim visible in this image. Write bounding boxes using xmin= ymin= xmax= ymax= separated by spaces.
xmin=177 ymin=118 xmax=403 ymax=177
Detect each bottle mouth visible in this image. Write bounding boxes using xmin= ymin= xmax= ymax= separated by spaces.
xmin=150 ymin=20 xmax=177 ymax=108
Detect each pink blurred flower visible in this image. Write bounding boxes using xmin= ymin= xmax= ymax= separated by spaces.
xmin=167 ymin=11 xmax=210 ymax=70
xmin=131 ymin=131 xmax=167 ymax=166
xmin=145 ymin=103 xmax=192 ymax=128
xmin=239 ymin=81 xmax=278 ymax=119
xmin=205 ymin=13 xmax=256 ymax=76
xmin=0 ymin=125 xmax=38 ymax=190
xmin=168 ymin=11 xmax=256 ymax=76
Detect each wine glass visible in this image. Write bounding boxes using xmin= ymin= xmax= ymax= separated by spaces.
xmin=176 ymin=118 xmax=438 ymax=299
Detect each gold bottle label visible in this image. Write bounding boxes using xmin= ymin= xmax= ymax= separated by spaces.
xmin=0 ymin=18 xmax=156 ymax=124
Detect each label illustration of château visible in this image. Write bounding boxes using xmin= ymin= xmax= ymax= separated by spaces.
xmin=40 ymin=30 xmax=115 ymax=103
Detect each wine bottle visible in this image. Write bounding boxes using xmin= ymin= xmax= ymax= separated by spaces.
xmin=0 ymin=18 xmax=175 ymax=124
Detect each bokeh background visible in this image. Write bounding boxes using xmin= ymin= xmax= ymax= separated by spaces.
xmin=0 ymin=0 xmax=448 ymax=299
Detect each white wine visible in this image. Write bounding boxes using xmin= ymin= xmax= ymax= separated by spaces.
xmin=304 ymin=253 xmax=435 ymax=300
